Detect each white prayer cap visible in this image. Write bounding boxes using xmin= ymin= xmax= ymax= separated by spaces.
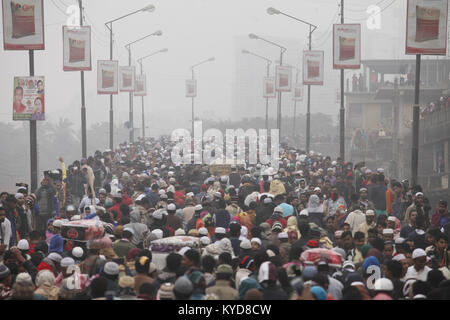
xmin=392 ymin=254 xmax=406 ymax=261
xmin=412 ymin=248 xmax=426 ymax=259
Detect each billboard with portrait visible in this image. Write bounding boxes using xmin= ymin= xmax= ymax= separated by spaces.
xmin=13 ymin=76 xmax=45 ymax=121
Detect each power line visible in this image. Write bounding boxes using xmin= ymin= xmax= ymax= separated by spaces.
xmin=50 ymin=0 xmax=69 ymax=17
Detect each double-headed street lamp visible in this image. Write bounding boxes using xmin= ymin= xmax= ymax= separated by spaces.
xmin=267 ymin=7 xmax=317 ymax=153
xmin=249 ymin=33 xmax=286 ymax=144
xmin=125 ymin=30 xmax=163 ymax=143
xmin=137 ymin=48 xmax=168 ymax=141
xmin=190 ymin=57 xmax=215 ymax=135
xmin=242 ymin=49 xmax=272 ymax=131
xmin=104 ymin=4 xmax=155 ymax=150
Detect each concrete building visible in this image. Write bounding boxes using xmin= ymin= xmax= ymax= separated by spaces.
xmin=345 ymin=58 xmax=450 ymax=188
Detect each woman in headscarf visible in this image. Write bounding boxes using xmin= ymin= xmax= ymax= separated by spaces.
xmin=34 ymin=270 xmax=59 ymax=300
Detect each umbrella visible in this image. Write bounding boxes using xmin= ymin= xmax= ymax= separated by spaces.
xmin=300 ymin=248 xmax=343 ymax=268
xmin=279 ymin=203 xmax=294 ymax=217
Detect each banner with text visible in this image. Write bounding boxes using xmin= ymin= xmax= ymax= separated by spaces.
xmin=63 ymin=26 xmax=92 ymax=71
xmin=263 ymin=77 xmax=276 ymax=98
xmin=276 ymin=65 xmax=292 ymax=92
xmin=97 ymin=60 xmax=118 ymax=95
xmin=292 ymin=83 xmax=303 ymax=101
xmin=2 ymin=0 xmax=45 ymax=50
xmin=186 ymin=79 xmax=197 ymax=98
xmin=406 ymin=0 xmax=449 ymax=55
xmin=303 ymin=51 xmax=324 ymax=86
xmin=120 ymin=66 xmax=136 ymax=92
xmin=13 ymin=76 xmax=45 ymax=121
xmin=333 ymin=24 xmax=361 ymax=69
xmin=134 ymin=74 xmax=147 ymax=96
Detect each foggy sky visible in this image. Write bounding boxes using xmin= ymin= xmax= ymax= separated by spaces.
xmin=0 ymin=0 xmax=411 ymax=137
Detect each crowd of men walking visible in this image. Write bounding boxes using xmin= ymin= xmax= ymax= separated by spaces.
xmin=1 ymin=137 xmax=449 ymax=300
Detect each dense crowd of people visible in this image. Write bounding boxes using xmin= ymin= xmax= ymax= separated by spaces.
xmin=1 ymin=137 xmax=450 ymax=300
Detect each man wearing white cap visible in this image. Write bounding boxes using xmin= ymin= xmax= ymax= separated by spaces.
xmin=402 ymin=248 xmax=431 ymax=282
xmin=405 ymin=192 xmax=430 ymax=226
xmin=359 ymin=188 xmax=375 ymax=212
xmin=357 ymin=210 xmax=376 ymax=240
xmin=382 ymin=228 xmax=395 ymax=242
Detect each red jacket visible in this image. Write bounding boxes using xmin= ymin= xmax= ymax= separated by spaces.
xmin=108 ymin=203 xmax=122 ymax=220
xmin=174 ymin=191 xmax=186 ymax=207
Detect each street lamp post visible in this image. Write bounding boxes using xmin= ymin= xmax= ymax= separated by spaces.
xmin=249 ymin=33 xmax=286 ymax=145
xmin=137 ymin=48 xmax=168 ymax=141
xmin=125 ymin=30 xmax=163 ymax=144
xmin=291 ymin=66 xmax=300 ymax=140
xmin=190 ymin=57 xmax=215 ymax=135
xmin=267 ymin=7 xmax=317 ymax=153
xmin=242 ymin=49 xmax=272 ymax=131
xmin=104 ymin=4 xmax=155 ymax=150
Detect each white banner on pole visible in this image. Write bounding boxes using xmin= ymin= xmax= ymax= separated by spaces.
xmin=303 ymin=51 xmax=324 ymax=86
xmin=2 ymin=0 xmax=45 ymax=50
xmin=63 ymin=26 xmax=92 ymax=71
xmin=97 ymin=60 xmax=118 ymax=95
xmin=292 ymin=83 xmax=303 ymax=101
xmin=263 ymin=77 xmax=276 ymax=98
xmin=186 ymin=79 xmax=197 ymax=98
xmin=134 ymin=74 xmax=147 ymax=96
xmin=406 ymin=0 xmax=449 ymax=55
xmin=120 ymin=66 xmax=136 ymax=92
xmin=276 ymin=65 xmax=293 ymax=92
xmin=333 ymin=24 xmax=361 ymax=69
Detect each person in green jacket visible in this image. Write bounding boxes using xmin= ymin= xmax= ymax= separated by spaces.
xmin=113 ymin=229 xmax=136 ymax=258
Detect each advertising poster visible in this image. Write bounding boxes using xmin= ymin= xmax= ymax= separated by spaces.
xmin=186 ymin=79 xmax=197 ymax=98
xmin=2 ymin=0 xmax=45 ymax=50
xmin=406 ymin=0 xmax=449 ymax=55
xmin=134 ymin=74 xmax=147 ymax=96
xmin=13 ymin=76 xmax=45 ymax=121
xmin=303 ymin=51 xmax=324 ymax=85
xmin=120 ymin=66 xmax=136 ymax=92
xmin=263 ymin=77 xmax=276 ymax=98
xmin=97 ymin=60 xmax=118 ymax=95
xmin=333 ymin=24 xmax=361 ymax=69
xmin=276 ymin=65 xmax=292 ymax=92
xmin=292 ymin=84 xmax=303 ymax=101
xmin=63 ymin=26 xmax=92 ymax=71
